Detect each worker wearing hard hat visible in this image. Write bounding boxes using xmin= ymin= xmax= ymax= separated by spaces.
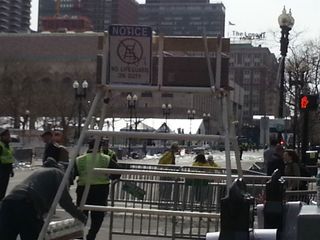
xmin=0 ymin=128 xmax=14 ymax=201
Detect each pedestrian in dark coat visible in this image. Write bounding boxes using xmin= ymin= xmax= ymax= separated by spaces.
xmin=0 ymin=158 xmax=87 ymax=239
xmin=0 ymin=128 xmax=14 ymax=200
xmin=267 ymin=144 xmax=285 ymax=176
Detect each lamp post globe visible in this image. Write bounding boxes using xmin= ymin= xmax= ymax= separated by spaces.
xmin=73 ymin=80 xmax=89 ymax=139
xmin=126 ymin=94 xmax=138 ymax=156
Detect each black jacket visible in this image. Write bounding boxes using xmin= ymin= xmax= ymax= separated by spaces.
xmin=4 ymin=167 xmax=86 ymax=223
xmin=267 ymin=153 xmax=285 ymax=176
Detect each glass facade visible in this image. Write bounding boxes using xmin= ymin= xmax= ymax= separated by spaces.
xmin=0 ymin=0 xmax=31 ymax=32
xmin=138 ymin=2 xmax=225 ymax=36
xmin=39 ymin=0 xmax=138 ymax=32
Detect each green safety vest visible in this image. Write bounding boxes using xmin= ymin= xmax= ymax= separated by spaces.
xmin=158 ymin=151 xmax=175 ymax=164
xmin=76 ymin=153 xmax=110 ymax=186
xmin=192 ymin=161 xmax=211 ymax=167
xmin=0 ymin=141 xmax=14 ymax=164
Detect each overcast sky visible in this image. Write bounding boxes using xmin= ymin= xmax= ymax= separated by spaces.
xmin=30 ymin=0 xmax=320 ymax=56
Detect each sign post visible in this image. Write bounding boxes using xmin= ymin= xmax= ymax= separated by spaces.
xmin=108 ymin=25 xmax=152 ymax=84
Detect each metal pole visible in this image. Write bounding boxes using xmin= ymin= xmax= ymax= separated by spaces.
xmin=279 ymin=56 xmax=286 ymax=118
xmin=293 ymin=85 xmax=298 ymax=149
xmin=128 ymin=106 xmax=132 ymax=155
xmin=301 ymin=110 xmax=309 ymax=164
xmin=77 ymin=98 xmax=82 ymax=139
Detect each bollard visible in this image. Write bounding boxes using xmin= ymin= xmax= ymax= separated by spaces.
xmin=219 ymin=178 xmax=255 ymax=240
xmin=264 ymin=169 xmax=286 ymax=240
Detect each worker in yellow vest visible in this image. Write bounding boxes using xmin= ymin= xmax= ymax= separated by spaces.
xmin=158 ymin=142 xmax=179 ymax=165
xmin=158 ymin=143 xmax=179 ymax=204
xmin=191 ymin=154 xmax=210 ymax=203
xmin=0 ymin=128 xmax=14 ymax=200
xmin=75 ymin=138 xmax=120 ymax=240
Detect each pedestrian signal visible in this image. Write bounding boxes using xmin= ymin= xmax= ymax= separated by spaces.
xmin=300 ymin=94 xmax=318 ymax=110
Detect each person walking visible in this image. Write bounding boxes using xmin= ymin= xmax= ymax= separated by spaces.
xmin=0 ymin=128 xmax=14 ymax=201
xmin=75 ymin=138 xmax=120 ymax=240
xmin=0 ymin=158 xmax=87 ymax=240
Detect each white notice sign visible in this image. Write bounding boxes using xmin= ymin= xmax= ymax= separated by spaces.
xmin=108 ymin=25 xmax=152 ymax=84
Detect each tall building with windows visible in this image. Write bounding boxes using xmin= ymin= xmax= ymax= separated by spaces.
xmin=229 ymin=44 xmax=279 ymax=125
xmin=138 ymin=0 xmax=225 ymax=36
xmin=38 ymin=0 xmax=138 ymax=32
xmin=0 ymin=0 xmax=31 ymax=32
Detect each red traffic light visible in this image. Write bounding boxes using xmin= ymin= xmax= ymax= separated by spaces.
xmin=300 ymin=94 xmax=318 ymax=110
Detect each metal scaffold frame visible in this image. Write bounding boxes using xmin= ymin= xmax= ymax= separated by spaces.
xmin=38 ymin=32 xmax=242 ymax=240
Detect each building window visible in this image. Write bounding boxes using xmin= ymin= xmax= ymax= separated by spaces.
xmin=162 ymin=93 xmax=173 ymax=98
xmin=141 ymin=92 xmax=153 ymax=98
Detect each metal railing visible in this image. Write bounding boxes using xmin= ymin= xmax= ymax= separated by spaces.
xmin=82 ymin=167 xmax=317 ymax=239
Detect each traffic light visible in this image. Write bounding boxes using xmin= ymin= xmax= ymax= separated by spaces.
xmin=300 ymin=94 xmax=318 ymax=110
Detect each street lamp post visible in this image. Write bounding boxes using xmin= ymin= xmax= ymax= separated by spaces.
xmin=203 ymin=113 xmax=211 ymax=146
xmin=73 ymin=80 xmax=88 ymax=139
xmin=127 ymin=93 xmax=138 ymax=156
xmin=278 ymin=6 xmax=295 ymax=118
xmin=187 ymin=109 xmax=196 ymax=149
xmin=23 ymin=109 xmax=30 ymax=130
xmin=162 ymin=103 xmax=172 ymax=148
xmin=162 ymin=103 xmax=172 ymax=132
xmin=187 ymin=109 xmax=196 ymax=134
xmin=202 ymin=113 xmax=211 ymax=134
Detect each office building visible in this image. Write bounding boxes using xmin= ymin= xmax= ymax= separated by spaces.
xmin=138 ymin=0 xmax=225 ymax=36
xmin=0 ymin=0 xmax=31 ymax=32
xmin=39 ymin=0 xmax=138 ymax=32
xmin=229 ymin=44 xmax=279 ymax=125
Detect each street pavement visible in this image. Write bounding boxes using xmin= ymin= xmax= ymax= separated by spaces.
xmin=9 ymin=149 xmax=264 ymax=240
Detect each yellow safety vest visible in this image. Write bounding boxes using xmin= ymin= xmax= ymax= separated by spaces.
xmin=158 ymin=151 xmax=175 ymax=164
xmin=76 ymin=153 xmax=110 ymax=186
xmin=192 ymin=161 xmax=211 ymax=167
xmin=0 ymin=141 xmax=14 ymax=164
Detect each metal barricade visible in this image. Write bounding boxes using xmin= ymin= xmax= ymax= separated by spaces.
xmin=101 ymin=168 xmax=317 ymax=239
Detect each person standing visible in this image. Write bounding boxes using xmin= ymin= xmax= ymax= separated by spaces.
xmin=263 ymin=137 xmax=278 ymax=173
xmin=267 ymin=144 xmax=285 ymax=176
xmin=75 ymin=138 xmax=120 ymax=240
xmin=283 ymin=149 xmax=301 ymax=190
xmin=0 ymin=158 xmax=87 ymax=239
xmin=158 ymin=143 xmax=179 ymax=203
xmin=101 ymin=138 xmax=117 ymax=162
xmin=0 ymin=128 xmax=14 ymax=200
xmin=158 ymin=142 xmax=179 ymax=165
xmin=41 ymin=131 xmax=61 ymax=164
xmin=207 ymin=155 xmax=219 ymax=167
xmin=191 ymin=154 xmax=211 ymax=203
